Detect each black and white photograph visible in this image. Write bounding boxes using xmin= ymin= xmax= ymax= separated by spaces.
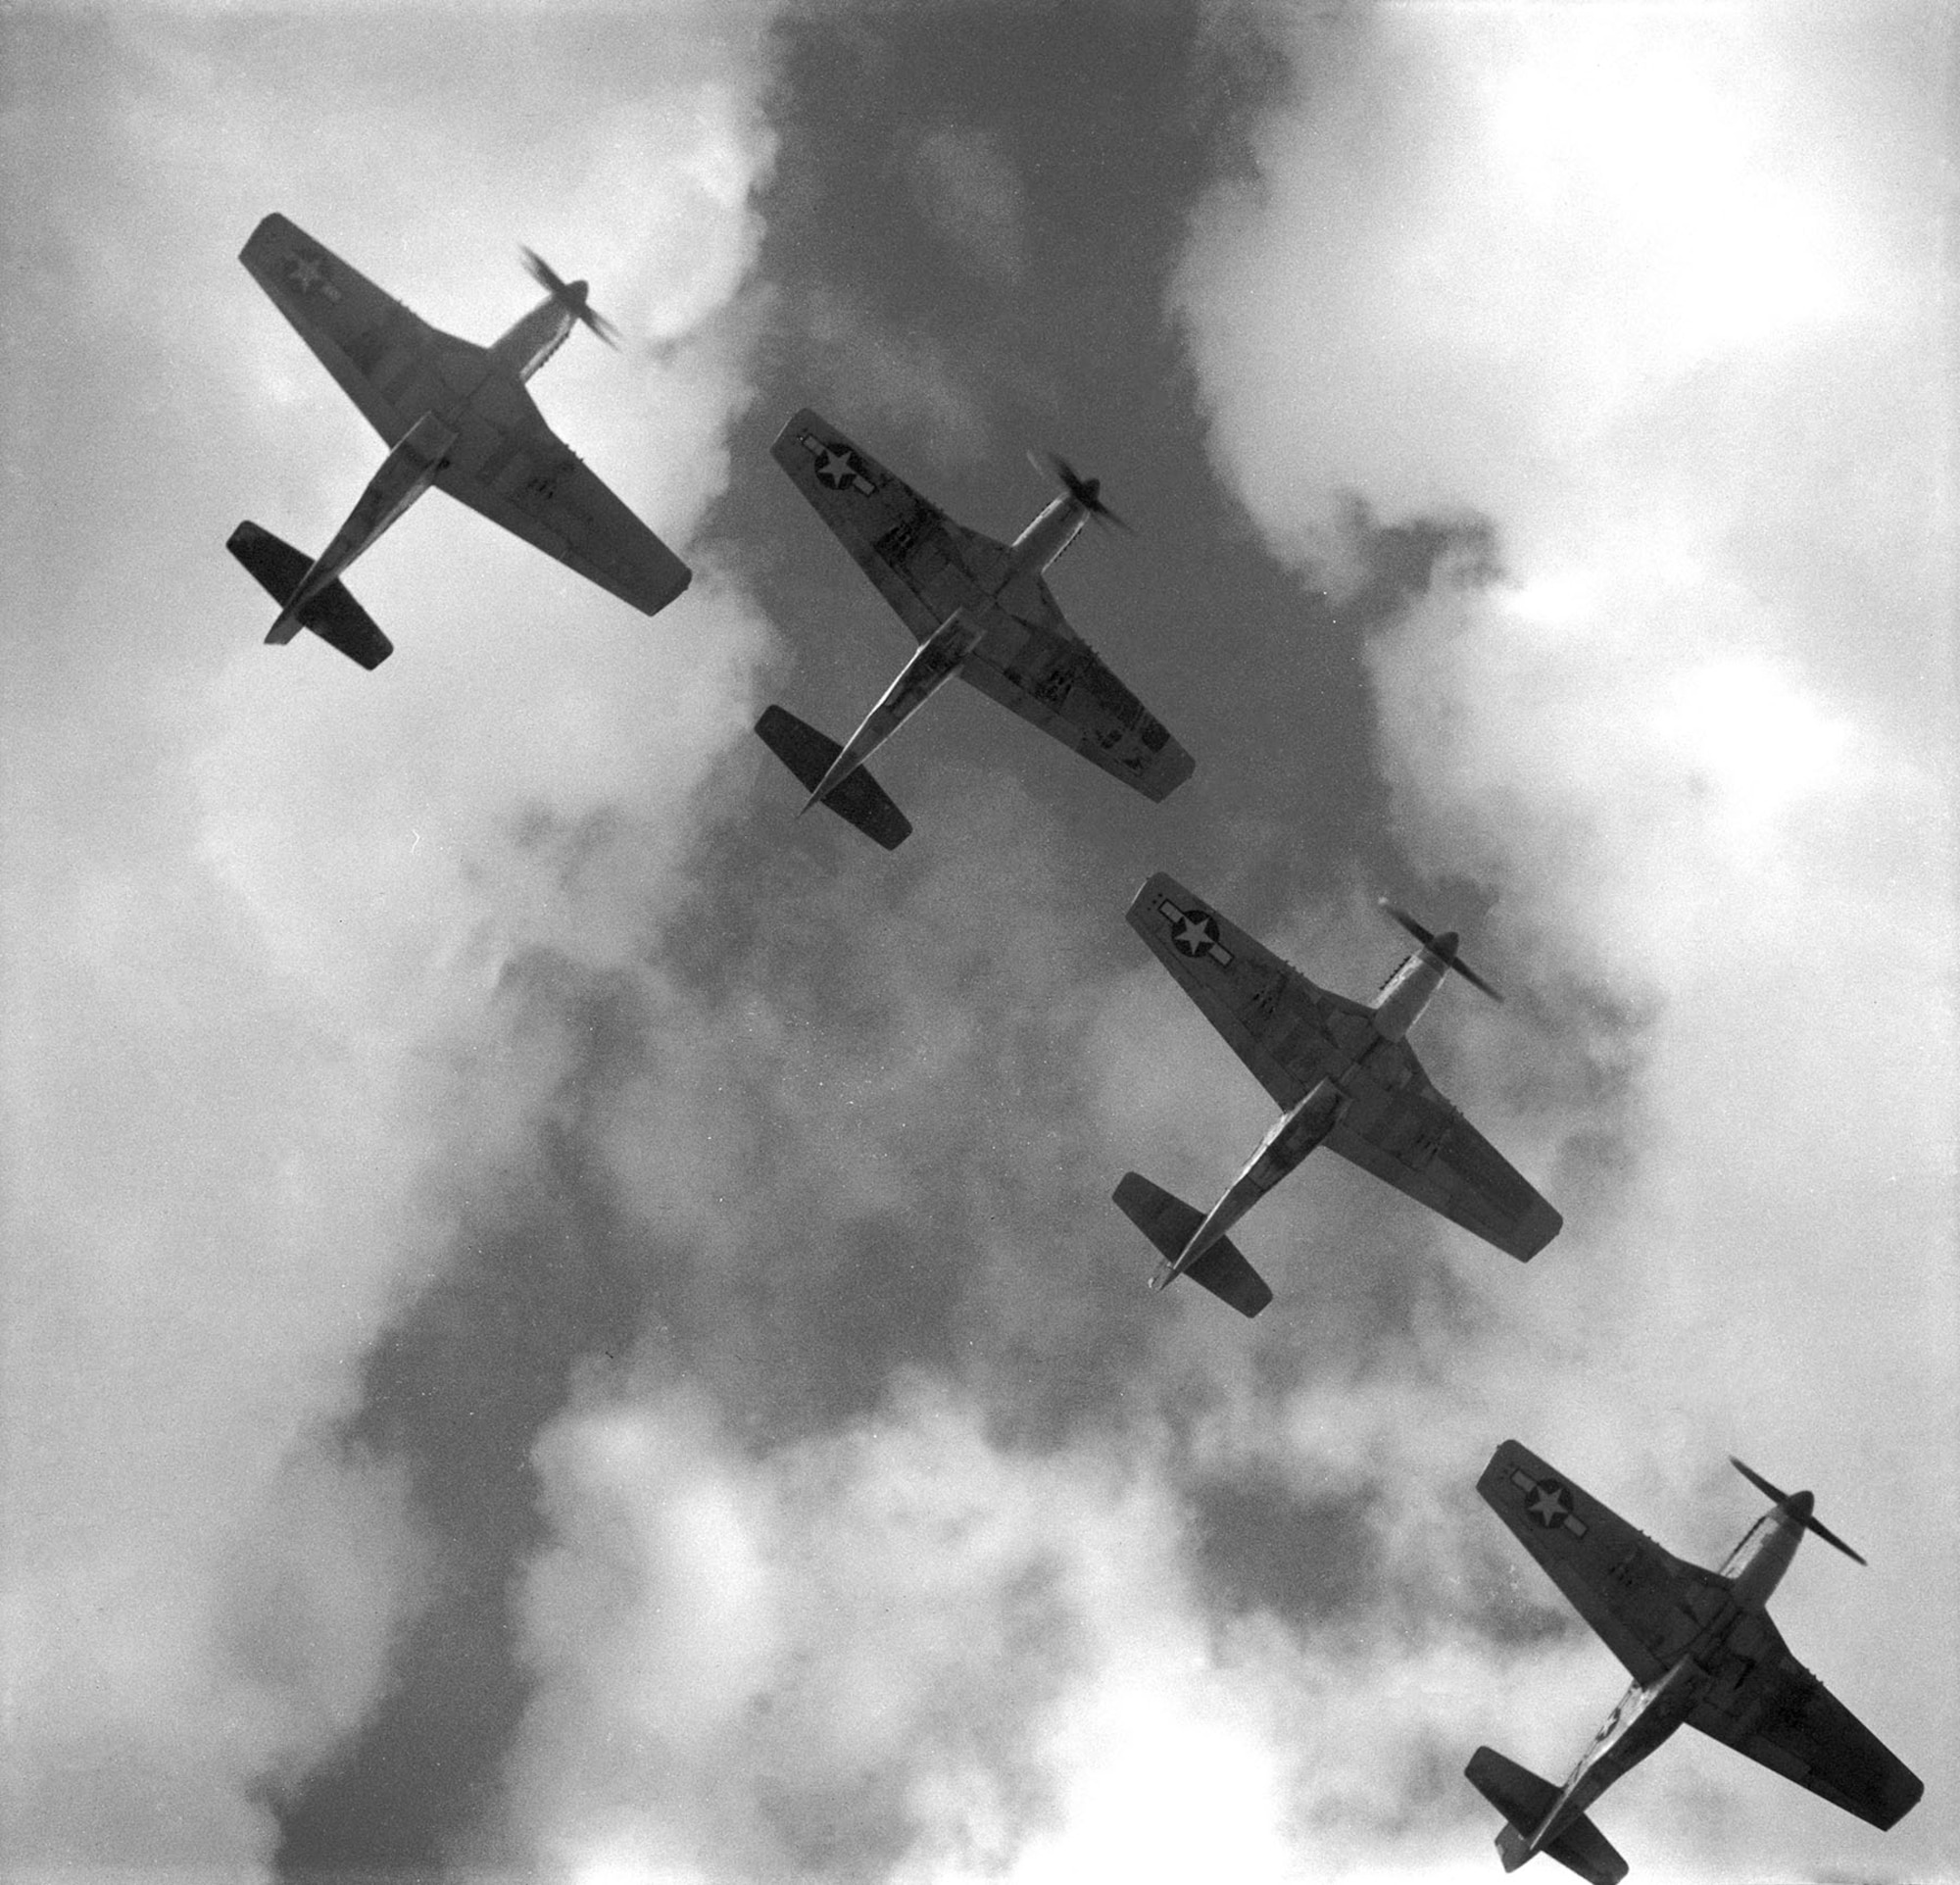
xmin=2 ymin=4 xmax=1952 ymax=1880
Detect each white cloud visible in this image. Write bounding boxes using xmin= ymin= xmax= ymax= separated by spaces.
xmin=1 ymin=8 xmax=785 ymax=1872
xmin=1173 ymin=3 xmax=1956 ymax=1876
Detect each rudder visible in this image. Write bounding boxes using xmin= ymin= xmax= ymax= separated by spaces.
xmin=1465 ymin=1748 xmax=1628 ymax=1885
xmin=755 ymin=704 xmax=911 ymax=850
xmin=1111 ymin=1171 xmax=1273 ymax=1317
xmin=227 ymin=521 xmax=393 ymax=670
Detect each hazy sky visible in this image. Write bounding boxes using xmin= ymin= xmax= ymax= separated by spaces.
xmin=2 ymin=4 xmax=1953 ymax=1882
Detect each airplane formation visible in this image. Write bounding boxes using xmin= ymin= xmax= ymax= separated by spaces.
xmin=229 ymin=213 xmax=1924 ymax=1878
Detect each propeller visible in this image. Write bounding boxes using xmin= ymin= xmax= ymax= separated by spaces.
xmin=521 ymin=247 xmax=618 ymax=348
xmin=1379 ymin=900 xmax=1503 ymax=1002
xmin=1028 ymin=449 xmax=1134 ymax=534
xmin=1730 ymin=1457 xmax=1868 ymax=1564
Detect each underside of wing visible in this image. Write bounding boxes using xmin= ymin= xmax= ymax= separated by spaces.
xmin=1327 ymin=1053 xmax=1561 ymax=1260
xmin=436 ymin=432 xmax=690 ymax=618
xmin=1126 ymin=873 xmax=1364 ymax=1110
xmin=960 ymin=615 xmax=1194 ymax=802
xmin=1690 ymin=1638 xmax=1924 ymax=1831
xmin=240 ymin=213 xmax=432 ymax=445
xmin=771 ymin=408 xmax=973 ymax=643
xmin=1479 ymin=1441 xmax=1730 ymax=1683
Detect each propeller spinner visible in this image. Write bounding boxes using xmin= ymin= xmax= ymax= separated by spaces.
xmin=1730 ymin=1456 xmax=1868 ymax=1565
xmin=1028 ymin=449 xmax=1134 ymax=534
xmin=1379 ymin=900 xmax=1504 ymax=1003
xmin=521 ymin=246 xmax=619 ymax=348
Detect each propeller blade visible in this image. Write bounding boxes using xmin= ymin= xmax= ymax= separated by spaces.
xmin=1031 ymin=448 xmax=1132 ymax=531
xmin=1805 ymin=1514 xmax=1869 ymax=1566
xmin=1730 ymin=1456 xmax=1791 ymax=1506
xmin=1380 ymin=901 xmax=1440 ymax=951
xmin=521 ymin=245 xmax=567 ymax=296
xmin=1449 ymin=957 xmax=1505 ymax=1004
xmin=1731 ymin=1458 xmax=1867 ymax=1564
xmin=1379 ymin=901 xmax=1501 ymax=1001
xmin=520 ymin=247 xmax=617 ymax=348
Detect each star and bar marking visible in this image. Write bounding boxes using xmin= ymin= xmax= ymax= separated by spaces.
xmin=803 ymin=433 xmax=875 ymax=495
xmin=1510 ymin=1467 xmax=1588 ymax=1538
xmin=283 ymin=250 xmax=342 ymax=302
xmin=1158 ymin=898 xmax=1233 ymax=967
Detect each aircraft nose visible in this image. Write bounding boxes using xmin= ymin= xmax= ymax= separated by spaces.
xmin=567 ymin=279 xmax=590 ymax=305
xmin=1430 ymin=929 xmax=1459 ymax=959
xmin=1787 ymin=1489 xmax=1816 ymax=1520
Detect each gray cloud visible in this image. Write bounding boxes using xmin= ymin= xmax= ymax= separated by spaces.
xmin=1174 ymin=4 xmax=1957 ymax=1875
xmin=909 ymin=124 xmax=1029 ymax=284
xmin=14 ymin=7 xmax=1950 ymax=1883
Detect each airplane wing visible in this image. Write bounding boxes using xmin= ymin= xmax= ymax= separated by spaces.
xmin=240 ymin=213 xmax=430 ymax=444
xmin=1325 ymin=1055 xmax=1562 ymax=1261
xmin=433 ymin=432 xmax=691 ymax=618
xmin=956 ymin=608 xmax=1195 ymax=802
xmin=771 ymin=409 xmax=1193 ymax=801
xmin=244 ymin=214 xmax=689 ymax=617
xmin=771 ymin=407 xmax=952 ymax=641
xmin=1125 ymin=872 xmax=1371 ymax=1110
xmin=1689 ymin=1628 xmax=1924 ymax=1830
xmin=1479 ymin=1441 xmax=1734 ymax=1685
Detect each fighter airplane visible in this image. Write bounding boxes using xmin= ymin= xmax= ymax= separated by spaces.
xmin=227 ymin=213 xmax=690 ymax=668
xmin=1467 ymin=1441 xmax=1923 ymax=1884
xmin=1113 ymin=876 xmax=1560 ymax=1315
xmin=755 ymin=409 xmax=1195 ymax=848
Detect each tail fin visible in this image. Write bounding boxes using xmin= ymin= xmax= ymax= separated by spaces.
xmin=1465 ymin=1748 xmax=1628 ymax=1885
xmin=755 ymin=705 xmax=911 ymax=851
xmin=226 ymin=521 xmax=393 ymax=670
xmin=1111 ymin=1172 xmax=1273 ymax=1317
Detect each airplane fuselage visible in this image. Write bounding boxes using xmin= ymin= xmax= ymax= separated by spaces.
xmin=270 ymin=290 xmax=576 ymax=636
xmin=1717 ymin=1492 xmax=1809 ymax=1609
xmin=803 ymin=491 xmax=1102 ymax=809
xmin=1007 ymin=493 xmax=1093 ymax=576
xmin=1166 ymin=942 xmax=1456 ymax=1275
xmin=1524 ymin=1499 xmax=1814 ymax=1862
xmin=490 ymin=294 xmax=580 ymax=383
xmin=1371 ymin=942 xmax=1452 ymax=1041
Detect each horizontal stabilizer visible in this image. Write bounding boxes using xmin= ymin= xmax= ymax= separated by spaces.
xmin=226 ymin=521 xmax=393 ymax=670
xmin=755 ymin=704 xmax=911 ymax=850
xmin=1112 ymin=1171 xmax=1273 ymax=1317
xmin=1466 ymin=1747 xmax=1628 ymax=1885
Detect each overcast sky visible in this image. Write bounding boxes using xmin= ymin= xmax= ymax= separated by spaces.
xmin=2 ymin=4 xmax=1953 ymax=1882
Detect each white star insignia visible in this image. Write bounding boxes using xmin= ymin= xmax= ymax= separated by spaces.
xmin=806 ymin=437 xmax=873 ymax=493
xmin=1162 ymin=903 xmax=1232 ymax=966
xmin=1527 ymin=1483 xmax=1571 ymax=1526
xmin=1173 ymin=915 xmax=1214 ymax=955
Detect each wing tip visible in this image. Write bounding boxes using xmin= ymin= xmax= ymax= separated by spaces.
xmin=1508 ymin=1200 xmax=1565 ymax=1262
xmin=631 ymin=559 xmax=693 ymax=616
xmin=241 ymin=209 xmax=296 ymax=262
xmin=771 ymin=405 xmax=827 ymax=453
xmin=1141 ymin=746 xmax=1198 ymax=800
xmin=1478 ymin=1438 xmax=1544 ymax=1501
xmin=1123 ymin=872 xmax=1174 ymax=934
